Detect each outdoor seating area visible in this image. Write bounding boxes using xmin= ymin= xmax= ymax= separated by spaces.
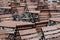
xmin=0 ymin=0 xmax=60 ymax=40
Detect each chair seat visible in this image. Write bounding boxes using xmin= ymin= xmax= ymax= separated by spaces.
xmin=44 ymin=29 xmax=60 ymax=35
xmin=21 ymin=33 xmax=38 ymax=39
xmin=19 ymin=28 xmax=39 ymax=40
xmin=19 ymin=28 xmax=37 ymax=35
xmin=41 ymin=26 xmax=60 ymax=40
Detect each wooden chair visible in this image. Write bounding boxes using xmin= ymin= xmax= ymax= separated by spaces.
xmin=41 ymin=26 xmax=60 ymax=40
xmin=19 ymin=28 xmax=40 ymax=40
xmin=0 ymin=14 xmax=13 ymax=21
xmin=0 ymin=14 xmax=12 ymax=18
xmin=0 ymin=30 xmax=9 ymax=40
xmin=50 ymin=12 xmax=60 ymax=18
xmin=39 ymin=11 xmax=49 ymax=20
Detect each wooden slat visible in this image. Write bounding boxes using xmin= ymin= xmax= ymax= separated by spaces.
xmin=42 ymin=26 xmax=57 ymax=31
xmin=39 ymin=13 xmax=49 ymax=15
xmin=45 ymin=33 xmax=60 ymax=39
xmin=28 ymin=6 xmax=37 ymax=8
xmin=1 ymin=17 xmax=13 ymax=21
xmin=0 ymin=21 xmax=34 ymax=28
xmin=19 ymin=28 xmax=39 ymax=40
xmin=27 ymin=11 xmax=40 ymax=13
xmin=21 ymin=33 xmax=38 ymax=39
xmin=19 ymin=28 xmax=37 ymax=35
xmin=41 ymin=26 xmax=60 ymax=39
xmin=49 ymin=18 xmax=60 ymax=22
xmin=0 ymin=14 xmax=12 ymax=18
xmin=0 ymin=7 xmax=11 ymax=9
xmin=50 ymin=12 xmax=60 ymax=14
xmin=0 ymin=30 xmax=8 ymax=39
xmin=39 ymin=18 xmax=49 ymax=19
xmin=29 ymin=37 xmax=40 ymax=40
xmin=39 ymin=16 xmax=49 ymax=18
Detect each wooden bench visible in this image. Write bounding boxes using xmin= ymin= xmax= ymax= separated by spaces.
xmin=41 ymin=26 xmax=60 ymax=40
xmin=19 ymin=28 xmax=39 ymax=40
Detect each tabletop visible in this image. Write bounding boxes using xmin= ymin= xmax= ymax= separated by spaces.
xmin=0 ymin=21 xmax=34 ymax=28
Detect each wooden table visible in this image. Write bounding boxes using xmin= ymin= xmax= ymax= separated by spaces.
xmin=0 ymin=21 xmax=34 ymax=40
xmin=49 ymin=18 xmax=60 ymax=22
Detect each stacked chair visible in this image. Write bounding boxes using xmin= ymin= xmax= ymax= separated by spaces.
xmin=41 ymin=26 xmax=60 ymax=40
xmin=19 ymin=28 xmax=40 ymax=40
xmin=49 ymin=11 xmax=60 ymax=26
xmin=50 ymin=11 xmax=60 ymax=18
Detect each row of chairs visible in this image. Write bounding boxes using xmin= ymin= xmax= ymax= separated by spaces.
xmin=1 ymin=21 xmax=60 ymax=40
